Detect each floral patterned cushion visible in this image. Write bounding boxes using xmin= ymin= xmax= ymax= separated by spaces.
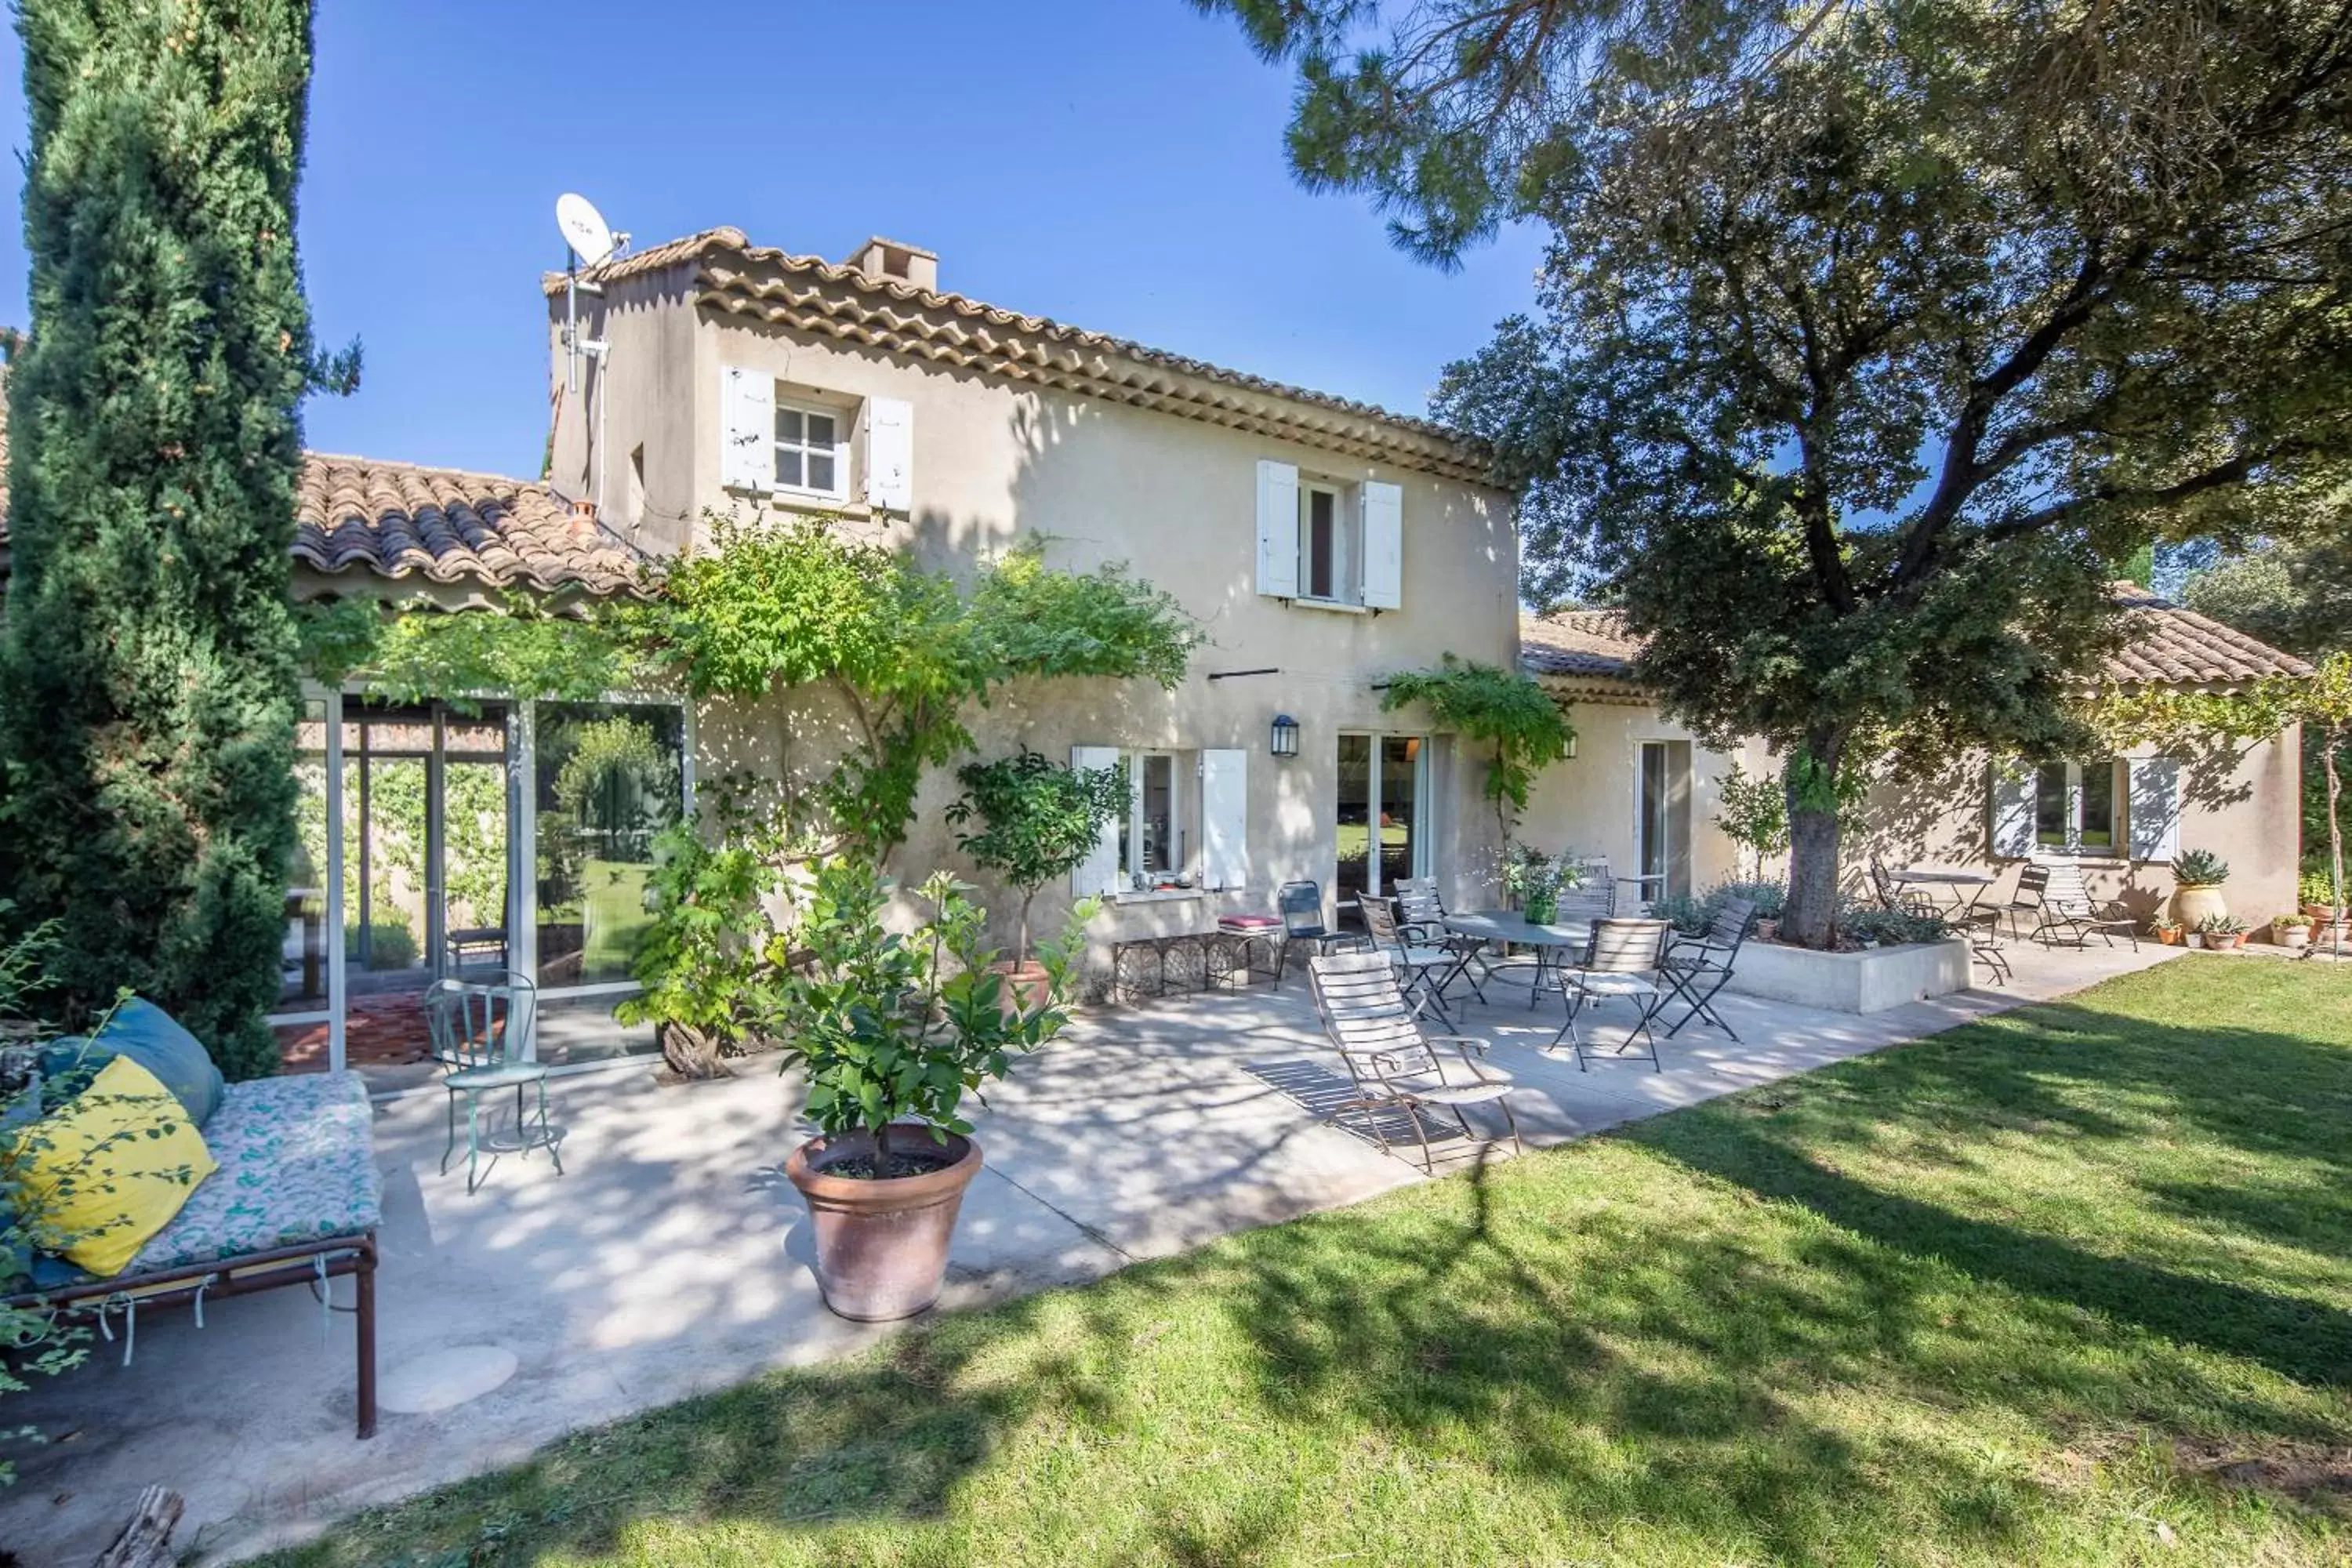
xmin=121 ymin=1070 xmax=380 ymax=1276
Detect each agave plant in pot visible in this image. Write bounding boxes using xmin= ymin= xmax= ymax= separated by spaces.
xmin=2170 ymin=849 xmax=2230 ymax=931
xmin=776 ymin=858 xmax=1095 ymax=1322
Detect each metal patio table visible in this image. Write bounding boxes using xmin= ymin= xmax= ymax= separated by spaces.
xmin=1893 ymin=868 xmax=1998 ymax=918
xmin=1443 ymin=910 xmax=1595 ymax=1009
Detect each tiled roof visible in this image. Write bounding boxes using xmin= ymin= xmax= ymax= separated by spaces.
xmin=1520 ymin=587 xmax=2312 ymax=691
xmin=547 ymin=228 xmax=1494 ymax=484
xmin=293 ymin=455 xmax=644 ymax=597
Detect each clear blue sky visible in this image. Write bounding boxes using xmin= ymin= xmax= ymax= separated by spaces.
xmin=0 ymin=1 xmax=1543 ymax=479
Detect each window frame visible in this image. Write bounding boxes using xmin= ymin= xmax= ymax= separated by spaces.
xmin=2033 ymin=757 xmax=2124 ymax=856
xmin=771 ymin=393 xmax=848 ymax=502
xmin=1116 ymin=748 xmax=1192 ymax=888
xmin=1294 ymin=479 xmax=1360 ymax=607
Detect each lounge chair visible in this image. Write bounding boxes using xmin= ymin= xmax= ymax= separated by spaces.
xmin=1308 ymin=950 xmax=1521 ymax=1173
xmin=2017 ymin=861 xmax=2140 ymax=950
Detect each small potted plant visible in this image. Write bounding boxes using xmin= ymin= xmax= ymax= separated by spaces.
xmin=2194 ymin=911 xmax=2248 ymax=952
xmin=2299 ymin=868 xmax=2338 ymax=923
xmin=2273 ymin=912 xmax=2313 ymax=949
xmin=778 ymin=861 xmax=1095 ymax=1322
xmin=2171 ymin=849 xmax=2230 ymax=931
xmin=946 ymin=748 xmax=1127 ymax=1008
xmin=2149 ymin=915 xmax=2183 ymax=946
xmin=1504 ymin=845 xmax=1577 ymax=924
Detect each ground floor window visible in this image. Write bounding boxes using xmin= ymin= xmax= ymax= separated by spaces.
xmin=1114 ymin=749 xmax=1190 ymax=888
xmin=2036 ymin=758 xmax=2121 ymax=854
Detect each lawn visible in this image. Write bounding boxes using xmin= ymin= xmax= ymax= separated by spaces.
xmin=267 ymin=958 xmax=2352 ymax=1566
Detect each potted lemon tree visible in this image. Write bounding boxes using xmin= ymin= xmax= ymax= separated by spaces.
xmin=945 ymin=748 xmax=1125 ymax=1008
xmin=778 ymin=860 xmax=1095 ymax=1322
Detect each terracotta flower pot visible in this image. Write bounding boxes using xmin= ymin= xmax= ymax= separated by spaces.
xmin=2154 ymin=928 xmax=2181 ymax=946
xmin=2173 ymin=884 xmax=2227 ymax=931
xmin=786 ymin=1124 xmax=982 ymax=1322
xmin=990 ymin=960 xmax=1051 ymax=1018
xmin=2206 ymin=931 xmax=2243 ymax=951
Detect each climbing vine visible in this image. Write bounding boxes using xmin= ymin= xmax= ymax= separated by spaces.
xmin=1381 ymin=655 xmax=1574 ymax=838
xmin=297 ymin=594 xmax=654 ymax=707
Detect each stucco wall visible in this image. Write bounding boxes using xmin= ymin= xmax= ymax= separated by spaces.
xmin=556 ymin=273 xmax=1522 ymax=958
xmin=1519 ymin=699 xmax=1769 ymax=898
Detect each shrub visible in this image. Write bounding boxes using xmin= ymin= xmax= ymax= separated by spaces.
xmin=1838 ymin=902 xmax=1951 ymax=946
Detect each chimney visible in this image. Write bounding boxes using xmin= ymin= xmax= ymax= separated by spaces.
xmin=570 ymin=495 xmax=597 ymax=540
xmin=845 ymin=236 xmax=938 ymax=293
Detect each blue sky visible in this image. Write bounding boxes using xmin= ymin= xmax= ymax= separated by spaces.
xmin=0 ymin=1 xmax=1543 ymax=479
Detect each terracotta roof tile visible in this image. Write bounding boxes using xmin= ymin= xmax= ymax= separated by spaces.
xmin=292 ymin=454 xmax=644 ymax=597
xmin=546 ymin=228 xmax=1493 ymax=483
xmin=1520 ymin=589 xmax=2312 ymax=691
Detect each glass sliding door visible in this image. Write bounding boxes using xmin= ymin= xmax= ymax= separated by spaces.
xmin=1635 ymin=739 xmax=1693 ymax=901
xmin=343 ymin=699 xmax=513 ymax=997
xmin=532 ymin=702 xmax=684 ymax=991
xmin=271 ymin=693 xmax=343 ymax=1071
xmin=1335 ymin=731 xmax=1428 ymax=927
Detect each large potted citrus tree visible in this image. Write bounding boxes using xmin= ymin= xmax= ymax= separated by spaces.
xmin=945 ymin=747 xmax=1125 ymax=1008
xmin=778 ymin=859 xmax=1094 ymax=1321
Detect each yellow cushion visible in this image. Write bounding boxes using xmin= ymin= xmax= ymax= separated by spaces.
xmin=8 ymin=1055 xmax=218 ymax=1277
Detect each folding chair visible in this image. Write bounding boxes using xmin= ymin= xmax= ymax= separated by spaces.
xmin=1362 ymin=895 xmax=1464 ymax=1029
xmin=1661 ymin=895 xmax=1756 ymax=1039
xmin=1551 ymin=917 xmax=1672 ymax=1071
xmin=1308 ymin=950 xmax=1521 ymax=1173
xmin=1396 ymin=875 xmax=1491 ymax=1004
xmin=1276 ymin=880 xmax=1356 ymax=978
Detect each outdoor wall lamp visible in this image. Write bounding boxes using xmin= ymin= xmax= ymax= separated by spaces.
xmin=1271 ymin=713 xmax=1301 ymax=758
xmin=1561 ymin=732 xmax=1578 ymax=760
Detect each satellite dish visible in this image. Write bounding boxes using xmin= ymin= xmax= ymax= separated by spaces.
xmin=557 ymin=192 xmax=615 ymax=267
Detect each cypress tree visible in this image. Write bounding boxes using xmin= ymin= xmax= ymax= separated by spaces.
xmin=0 ymin=0 xmax=332 ymax=1077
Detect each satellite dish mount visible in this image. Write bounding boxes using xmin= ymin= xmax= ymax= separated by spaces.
xmin=557 ymin=192 xmax=627 ymax=393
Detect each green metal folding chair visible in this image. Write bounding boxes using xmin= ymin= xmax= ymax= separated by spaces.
xmin=424 ymin=974 xmax=563 ymax=1194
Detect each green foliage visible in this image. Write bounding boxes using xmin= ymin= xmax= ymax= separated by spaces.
xmin=2194 ymin=911 xmax=2249 ymax=937
xmin=2172 ymin=849 xmax=2230 ymax=888
xmin=0 ymin=0 xmax=350 ymax=1077
xmin=1711 ymin=763 xmax=1788 ymax=882
xmin=2300 ymin=866 xmax=2339 ymax=910
xmin=1220 ymin=1 xmax=2352 ymax=954
xmin=1500 ymin=844 xmax=1584 ymax=916
xmin=296 ymin=597 xmax=652 ymax=708
xmin=945 ymin=749 xmax=1127 ymax=965
xmin=1653 ymin=878 xmax=1786 ymax=938
xmin=614 ymin=779 xmax=794 ymax=1076
xmin=2183 ymin=529 xmax=2352 ymax=660
xmin=1836 ymin=902 xmax=1951 ymax=948
xmin=642 ymin=517 xmax=1196 ymax=862
xmin=775 ymin=862 xmax=1094 ymax=1171
xmin=1381 ymin=655 xmax=1572 ymax=835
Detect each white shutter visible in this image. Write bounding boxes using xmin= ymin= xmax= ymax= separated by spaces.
xmin=864 ymin=396 xmax=913 ymax=512
xmin=719 ymin=365 xmax=773 ymax=492
xmin=1987 ymin=762 xmax=2035 ymax=858
xmin=2127 ymin=757 xmax=2183 ymax=862
xmin=1360 ymin=480 xmax=1403 ymax=610
xmin=1200 ymin=749 xmax=1249 ymax=893
xmin=1255 ymin=460 xmax=1300 ymax=598
xmin=1071 ymin=746 xmax=1122 ymax=898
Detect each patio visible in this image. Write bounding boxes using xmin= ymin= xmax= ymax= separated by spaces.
xmin=3 ymin=936 xmax=2176 ymax=1564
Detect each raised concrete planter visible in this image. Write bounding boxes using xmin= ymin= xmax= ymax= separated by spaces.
xmin=1723 ymin=936 xmax=1972 ymax=1014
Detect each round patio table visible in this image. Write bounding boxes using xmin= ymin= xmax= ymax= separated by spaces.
xmin=1444 ymin=910 xmax=1595 ymax=1009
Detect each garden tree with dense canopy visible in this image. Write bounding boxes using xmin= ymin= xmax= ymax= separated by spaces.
xmin=1205 ymin=0 xmax=2352 ymax=946
xmin=946 ymin=748 xmax=1128 ymax=967
xmin=0 ymin=0 xmax=355 ymax=1073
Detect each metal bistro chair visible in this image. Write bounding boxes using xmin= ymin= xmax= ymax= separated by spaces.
xmin=424 ymin=975 xmax=564 ymax=1195
xmin=1361 ymin=895 xmax=1462 ymax=1029
xmin=1277 ymin=880 xmax=1357 ymax=979
xmin=1660 ymin=895 xmax=1757 ymax=1040
xmin=1551 ymin=917 xmax=1673 ymax=1072
xmin=1308 ymin=950 xmax=1521 ymax=1174
xmin=1396 ymin=875 xmax=1491 ymax=1004
xmin=2023 ymin=859 xmax=2140 ymax=951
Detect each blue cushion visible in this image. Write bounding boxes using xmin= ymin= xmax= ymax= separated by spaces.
xmin=38 ymin=998 xmax=225 ymax=1129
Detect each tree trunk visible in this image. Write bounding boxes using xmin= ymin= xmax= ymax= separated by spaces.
xmin=2328 ymin=734 xmax=2344 ymax=960
xmin=1017 ymin=887 xmax=1036 ymax=971
xmin=659 ymin=1021 xmax=730 ymax=1080
xmin=1780 ymin=734 xmax=1848 ymax=949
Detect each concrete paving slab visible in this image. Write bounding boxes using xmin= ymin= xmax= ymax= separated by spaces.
xmin=0 ymin=937 xmax=2182 ymax=1565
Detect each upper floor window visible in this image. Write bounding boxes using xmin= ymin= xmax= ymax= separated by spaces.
xmin=773 ymin=401 xmax=843 ymax=499
xmin=1254 ymin=459 xmax=1403 ymax=611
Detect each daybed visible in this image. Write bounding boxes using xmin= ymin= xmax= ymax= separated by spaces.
xmin=4 ymin=1069 xmax=383 ymax=1438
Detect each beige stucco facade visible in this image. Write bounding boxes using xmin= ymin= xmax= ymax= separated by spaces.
xmin=546 ymin=241 xmax=1520 ymax=959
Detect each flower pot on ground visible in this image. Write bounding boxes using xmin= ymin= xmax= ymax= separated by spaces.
xmin=2194 ymin=912 xmax=2248 ymax=952
xmin=2186 ymin=932 xmax=2205 ymax=949
xmin=2274 ymin=914 xmax=2314 ymax=949
xmin=2151 ymin=920 xmax=2183 ymax=946
xmin=2170 ymin=849 xmax=2230 ymax=931
xmin=775 ymin=861 xmax=1094 ymax=1323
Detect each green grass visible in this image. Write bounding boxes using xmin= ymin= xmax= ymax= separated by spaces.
xmin=267 ymin=958 xmax=2352 ymax=1566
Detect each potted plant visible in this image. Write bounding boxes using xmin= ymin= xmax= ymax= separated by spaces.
xmin=2299 ymin=867 xmax=2337 ymax=923
xmin=946 ymin=748 xmax=1127 ymax=1007
xmin=777 ymin=860 xmax=1094 ymax=1322
xmin=2149 ymin=915 xmax=2183 ymax=946
xmin=2194 ymin=911 xmax=2248 ymax=952
xmin=2273 ymin=912 xmax=2313 ymax=949
xmin=1504 ymin=845 xmax=1578 ymax=924
xmin=2171 ymin=849 xmax=2230 ymax=931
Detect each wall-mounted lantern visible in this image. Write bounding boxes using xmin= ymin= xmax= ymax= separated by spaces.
xmin=1270 ymin=713 xmax=1301 ymax=758
xmin=1561 ymin=731 xmax=1578 ymax=760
